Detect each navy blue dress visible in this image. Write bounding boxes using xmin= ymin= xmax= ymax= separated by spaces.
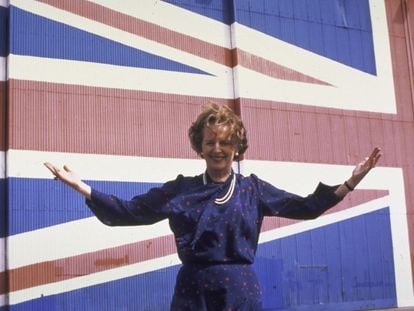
xmin=86 ymin=172 xmax=341 ymax=310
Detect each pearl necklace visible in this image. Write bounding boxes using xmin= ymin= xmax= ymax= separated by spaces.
xmin=203 ymin=173 xmax=236 ymax=205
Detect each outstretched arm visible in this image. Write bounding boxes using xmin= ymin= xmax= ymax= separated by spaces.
xmin=334 ymin=147 xmax=382 ymax=198
xmin=44 ymin=162 xmax=92 ymax=200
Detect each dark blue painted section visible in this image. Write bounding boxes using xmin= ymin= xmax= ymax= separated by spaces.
xmin=0 ymin=178 xmax=5 ymax=238
xmin=234 ymin=0 xmax=376 ymax=74
xmin=234 ymin=0 xmax=376 ymax=75
xmin=8 ymin=265 xmax=180 ymax=311
xmin=6 ymin=178 xmax=162 ymax=237
xmin=7 ymin=208 xmax=396 ymax=310
xmin=165 ymin=0 xmax=376 ymax=75
xmin=0 ymin=6 xmax=8 ymax=57
xmin=161 ymin=0 xmax=234 ymax=25
xmin=255 ymin=207 xmax=396 ymax=310
xmin=9 ymin=7 xmax=207 ymax=74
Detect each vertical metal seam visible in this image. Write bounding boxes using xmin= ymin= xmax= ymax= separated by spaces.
xmin=229 ymin=0 xmax=242 ymax=173
xmin=402 ymin=0 xmax=414 ymax=118
xmin=2 ymin=1 xmax=10 ymax=307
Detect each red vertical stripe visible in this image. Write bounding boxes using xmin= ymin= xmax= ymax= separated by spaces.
xmin=386 ymin=0 xmax=414 ymax=282
xmin=0 ymin=81 xmax=6 ymax=151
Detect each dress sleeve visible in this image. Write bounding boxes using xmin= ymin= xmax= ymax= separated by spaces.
xmin=85 ymin=175 xmax=183 ymax=226
xmin=254 ymin=175 xmax=343 ymax=220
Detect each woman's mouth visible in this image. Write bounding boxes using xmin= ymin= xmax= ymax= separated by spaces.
xmin=210 ymin=155 xmax=226 ymax=161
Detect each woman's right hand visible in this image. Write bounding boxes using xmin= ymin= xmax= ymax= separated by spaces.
xmin=44 ymin=162 xmax=92 ymax=199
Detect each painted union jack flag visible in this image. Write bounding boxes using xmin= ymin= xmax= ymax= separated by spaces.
xmin=1 ymin=0 xmax=414 ymax=310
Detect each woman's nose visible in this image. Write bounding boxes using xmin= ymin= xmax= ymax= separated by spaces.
xmin=213 ymin=142 xmax=222 ymax=151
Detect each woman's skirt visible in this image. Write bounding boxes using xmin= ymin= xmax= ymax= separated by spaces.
xmin=170 ymin=263 xmax=262 ymax=311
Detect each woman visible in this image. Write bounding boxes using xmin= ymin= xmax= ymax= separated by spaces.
xmin=44 ymin=103 xmax=381 ymax=310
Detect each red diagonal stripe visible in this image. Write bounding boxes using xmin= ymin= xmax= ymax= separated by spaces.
xmin=37 ymin=0 xmax=234 ymax=67
xmin=2 ymin=190 xmax=388 ymax=294
xmin=4 ymin=234 xmax=176 ymax=294
xmin=235 ymin=49 xmax=331 ymax=85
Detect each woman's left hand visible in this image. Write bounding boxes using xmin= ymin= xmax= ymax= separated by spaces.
xmin=349 ymin=147 xmax=382 ymax=188
xmin=335 ymin=147 xmax=382 ymax=197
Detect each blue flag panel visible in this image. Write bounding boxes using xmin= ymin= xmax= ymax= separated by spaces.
xmin=9 ymin=7 xmax=207 ymax=74
xmin=6 ymin=208 xmax=396 ymax=311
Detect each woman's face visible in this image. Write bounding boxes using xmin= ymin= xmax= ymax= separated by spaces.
xmin=201 ymin=125 xmax=237 ymax=179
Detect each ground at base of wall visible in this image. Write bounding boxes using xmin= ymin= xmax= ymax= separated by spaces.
xmin=374 ymin=308 xmax=414 ymax=311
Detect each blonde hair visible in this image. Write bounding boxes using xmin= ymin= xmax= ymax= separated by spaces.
xmin=188 ymin=103 xmax=248 ymax=157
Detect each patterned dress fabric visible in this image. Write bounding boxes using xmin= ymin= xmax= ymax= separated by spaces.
xmin=86 ymin=172 xmax=341 ymax=310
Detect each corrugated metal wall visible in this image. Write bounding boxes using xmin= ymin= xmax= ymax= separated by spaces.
xmin=2 ymin=0 xmax=414 ymax=310
xmin=388 ymin=0 xmax=414 ymax=289
xmin=232 ymin=0 xmax=409 ymax=309
xmin=0 ymin=1 xmax=8 ymax=309
xmin=4 ymin=1 xmax=234 ymax=310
